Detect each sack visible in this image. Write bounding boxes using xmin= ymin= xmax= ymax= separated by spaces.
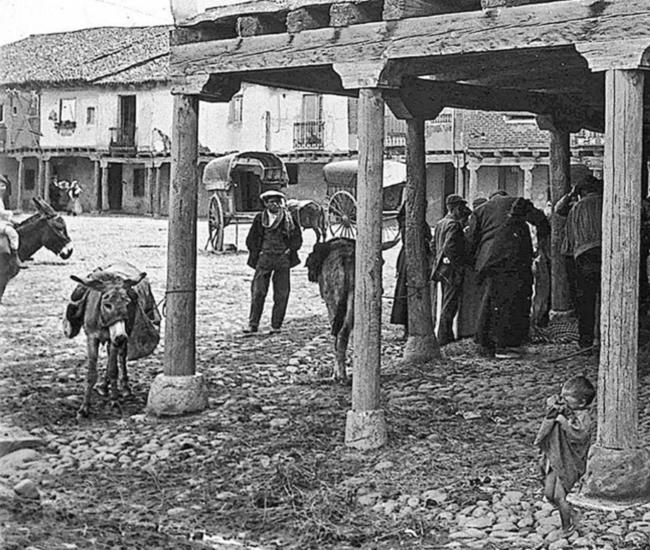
xmin=127 ymin=301 xmax=160 ymax=360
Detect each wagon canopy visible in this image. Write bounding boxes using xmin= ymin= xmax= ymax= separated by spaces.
xmin=203 ymin=151 xmax=289 ymax=191
xmin=323 ymin=159 xmax=407 ymax=189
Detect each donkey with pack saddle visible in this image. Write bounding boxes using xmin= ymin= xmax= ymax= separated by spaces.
xmin=64 ymin=262 xmax=161 ymax=417
xmin=0 ymin=197 xmax=73 ymax=303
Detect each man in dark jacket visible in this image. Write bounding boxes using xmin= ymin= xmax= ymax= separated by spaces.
xmin=466 ymin=190 xmax=550 ymax=358
xmin=431 ymin=194 xmax=468 ymax=346
xmin=555 ymin=176 xmax=603 ymax=348
xmin=244 ymin=190 xmax=303 ymax=334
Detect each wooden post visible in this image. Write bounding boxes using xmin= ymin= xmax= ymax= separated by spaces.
xmin=345 ymin=88 xmax=386 ymax=450
xmin=404 ymin=117 xmax=440 ymax=362
xmin=154 ymin=165 xmax=162 ymax=217
xmin=467 ymin=159 xmax=480 ymax=204
xmin=93 ymin=160 xmax=101 ymax=211
xmin=16 ymin=157 xmax=24 ymax=211
xmin=521 ymin=162 xmax=535 ymax=200
xmin=549 ymin=129 xmax=572 ymax=313
xmin=101 ymin=160 xmax=109 ymax=211
xmin=582 ymin=69 xmax=650 ymax=502
xmin=43 ymin=158 xmax=51 ymax=204
xmin=147 ymin=94 xmax=207 ymax=416
xmin=146 ymin=163 xmax=155 ymax=215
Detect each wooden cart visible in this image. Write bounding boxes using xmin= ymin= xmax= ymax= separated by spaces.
xmin=323 ymin=159 xmax=406 ymax=244
xmin=203 ymin=151 xmax=289 ymax=251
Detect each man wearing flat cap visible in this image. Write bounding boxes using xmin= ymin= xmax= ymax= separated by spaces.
xmin=431 ymin=194 xmax=469 ymax=346
xmin=244 ymin=190 xmax=303 ymax=334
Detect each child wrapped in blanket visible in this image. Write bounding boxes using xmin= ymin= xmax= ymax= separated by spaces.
xmin=534 ymin=375 xmax=596 ymax=534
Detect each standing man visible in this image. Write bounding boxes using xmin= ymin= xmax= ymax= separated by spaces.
xmin=466 ymin=190 xmax=550 ymax=358
xmin=431 ymin=194 xmax=468 ymax=346
xmin=244 ymin=190 xmax=303 ymax=334
xmin=555 ymin=176 xmax=603 ymax=349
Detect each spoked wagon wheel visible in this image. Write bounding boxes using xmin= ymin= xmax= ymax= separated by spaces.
xmin=327 ymin=190 xmax=357 ymax=239
xmin=206 ymin=194 xmax=225 ymax=251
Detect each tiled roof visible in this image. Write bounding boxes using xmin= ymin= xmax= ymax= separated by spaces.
xmin=0 ymin=26 xmax=171 ymax=86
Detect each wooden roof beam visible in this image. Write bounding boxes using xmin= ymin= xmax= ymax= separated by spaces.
xmin=171 ymin=1 xmax=650 ymax=77
xmin=386 ymin=78 xmax=604 ymax=131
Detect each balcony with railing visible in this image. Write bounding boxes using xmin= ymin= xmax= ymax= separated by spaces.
xmin=109 ymin=125 xmax=136 ymax=155
xmin=293 ymin=121 xmax=325 ymax=151
xmin=385 ymin=115 xmax=407 ymax=148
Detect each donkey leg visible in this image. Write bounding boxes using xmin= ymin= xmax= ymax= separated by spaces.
xmin=79 ymin=337 xmax=99 ymax=417
xmin=118 ymin=345 xmax=131 ymax=397
xmin=106 ymin=344 xmax=121 ymax=406
xmin=0 ymin=275 xmax=8 ymax=304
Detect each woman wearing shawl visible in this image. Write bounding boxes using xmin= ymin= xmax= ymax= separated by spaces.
xmin=244 ymin=190 xmax=303 ymax=334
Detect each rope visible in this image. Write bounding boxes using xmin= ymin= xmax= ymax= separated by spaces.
xmin=158 ymin=289 xmax=197 ymax=318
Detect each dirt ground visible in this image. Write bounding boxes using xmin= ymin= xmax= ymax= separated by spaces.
xmin=1 ymin=214 xmax=650 ymax=550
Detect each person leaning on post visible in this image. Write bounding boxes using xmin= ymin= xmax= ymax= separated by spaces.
xmin=243 ymin=190 xmax=303 ymax=335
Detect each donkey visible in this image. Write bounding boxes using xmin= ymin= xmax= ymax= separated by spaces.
xmin=0 ymin=197 xmax=73 ymax=302
xmin=66 ymin=266 xmax=153 ymax=417
xmin=305 ymin=238 xmax=355 ymax=381
xmin=287 ymin=199 xmax=328 ymax=242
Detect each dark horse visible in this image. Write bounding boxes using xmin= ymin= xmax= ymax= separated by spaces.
xmin=0 ymin=197 xmax=73 ymax=302
xmin=287 ymin=199 xmax=327 ymax=242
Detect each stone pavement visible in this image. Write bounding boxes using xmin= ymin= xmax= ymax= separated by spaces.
xmin=2 ymin=215 xmax=650 ymax=549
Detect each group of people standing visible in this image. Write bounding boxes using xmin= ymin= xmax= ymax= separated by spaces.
xmin=390 ymin=175 xmax=608 ymax=357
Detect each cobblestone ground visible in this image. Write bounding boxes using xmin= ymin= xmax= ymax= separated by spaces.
xmin=2 ymin=215 xmax=650 ymax=550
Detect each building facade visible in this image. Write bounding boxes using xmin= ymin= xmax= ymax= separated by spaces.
xmin=0 ymin=26 xmax=600 ymax=222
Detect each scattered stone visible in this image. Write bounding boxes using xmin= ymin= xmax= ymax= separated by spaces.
xmin=374 ymin=460 xmax=394 ymax=471
xmin=357 ymin=492 xmax=382 ymax=506
xmin=448 ymin=528 xmax=487 ymax=539
xmin=13 ymin=478 xmax=39 ymax=500
xmin=464 ymin=516 xmax=494 ymax=529
xmin=548 ymin=538 xmax=569 ymax=550
xmin=422 ymin=489 xmax=448 ymax=505
xmin=0 ymin=424 xmax=43 ymax=459
xmin=269 ymin=418 xmax=289 ymax=428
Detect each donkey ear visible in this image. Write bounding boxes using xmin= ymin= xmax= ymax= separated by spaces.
xmin=125 ymin=272 xmax=147 ymax=287
xmin=33 ymin=196 xmax=57 ymax=217
xmin=71 ymin=275 xmax=104 ymax=291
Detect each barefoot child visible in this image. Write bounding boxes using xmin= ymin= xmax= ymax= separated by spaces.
xmin=534 ymin=375 xmax=595 ymax=534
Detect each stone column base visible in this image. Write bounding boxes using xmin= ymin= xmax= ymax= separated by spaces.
xmin=403 ymin=335 xmax=439 ymax=363
xmin=345 ymin=410 xmax=386 ymax=450
xmin=147 ymin=373 xmax=208 ymax=417
xmin=580 ymin=445 xmax=650 ymax=504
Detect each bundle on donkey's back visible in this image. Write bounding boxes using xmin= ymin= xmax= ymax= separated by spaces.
xmin=63 ymin=262 xmax=161 ymax=417
xmin=305 ymin=237 xmax=355 ymax=381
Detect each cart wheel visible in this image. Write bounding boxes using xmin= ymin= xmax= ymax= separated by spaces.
xmin=327 ymin=191 xmax=357 ymax=239
xmin=206 ymin=195 xmax=225 ymax=251
xmin=381 ymin=212 xmax=400 ymax=248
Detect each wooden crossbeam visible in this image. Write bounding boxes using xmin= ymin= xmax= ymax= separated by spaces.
xmin=171 ymin=0 xmax=650 ymax=78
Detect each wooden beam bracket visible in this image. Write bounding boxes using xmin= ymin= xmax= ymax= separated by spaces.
xmin=577 ymin=39 xmax=650 ymax=72
xmin=171 ymin=74 xmax=242 ymax=103
xmin=333 ymin=60 xmax=402 ymax=89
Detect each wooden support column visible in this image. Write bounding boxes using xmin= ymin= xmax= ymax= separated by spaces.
xmin=549 ymin=128 xmax=572 ymax=313
xmin=16 ymin=157 xmax=24 ymax=211
xmin=467 ymin=159 xmax=480 ymax=204
xmin=43 ymin=158 xmax=51 ymax=204
xmin=538 ymin=113 xmax=574 ymax=315
xmin=521 ymin=162 xmax=535 ymax=199
xmin=93 ymin=160 xmax=101 ymax=211
xmin=101 ymin=160 xmax=109 ymax=211
xmin=154 ymin=164 xmax=162 ymax=217
xmin=582 ymin=69 xmax=650 ymax=503
xmin=404 ymin=117 xmax=440 ymax=362
xmin=147 ymin=94 xmax=207 ymax=417
xmin=345 ymin=88 xmax=387 ymax=450
xmin=145 ymin=163 xmax=155 ymax=215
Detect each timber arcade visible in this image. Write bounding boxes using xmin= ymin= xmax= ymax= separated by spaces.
xmin=155 ymin=0 xmax=650 ymax=505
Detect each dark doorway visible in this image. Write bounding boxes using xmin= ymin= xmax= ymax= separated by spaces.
xmin=118 ymin=95 xmax=136 ymax=146
xmin=234 ymin=171 xmax=262 ymax=211
xmin=108 ymin=164 xmax=123 ymax=210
